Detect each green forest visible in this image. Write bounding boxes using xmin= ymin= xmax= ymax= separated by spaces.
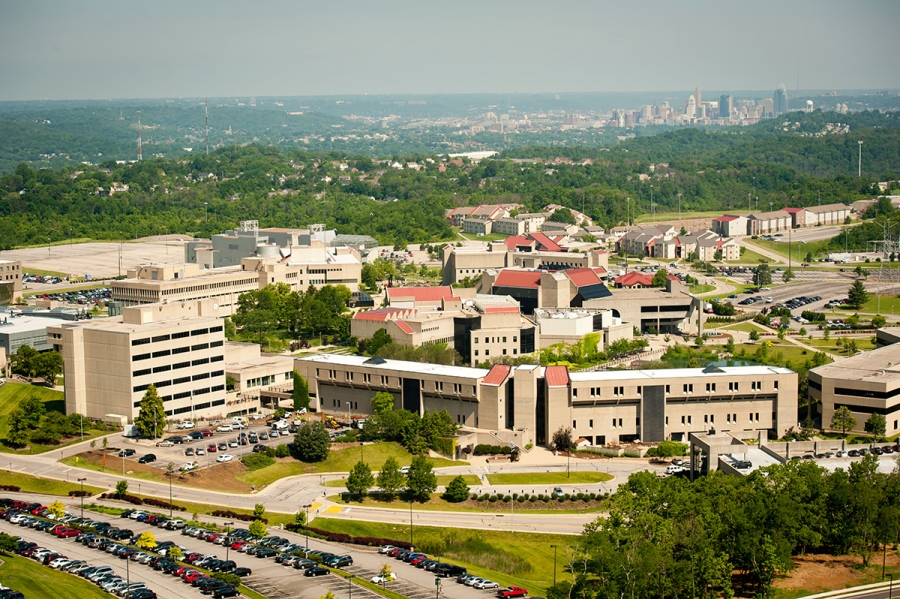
xmin=0 ymin=110 xmax=897 ymax=248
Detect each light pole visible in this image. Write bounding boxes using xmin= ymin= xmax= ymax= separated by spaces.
xmin=859 ymin=140 xmax=863 ymax=177
xmin=303 ymin=503 xmax=311 ymax=552
xmin=347 ymin=574 xmax=354 ymax=599
xmin=167 ymin=468 xmax=173 ymax=518
xmin=224 ymin=521 xmax=233 ymax=561
xmin=409 ymin=499 xmax=413 ymax=550
xmin=678 ymin=193 xmax=682 ymax=225
xmin=78 ymin=478 xmax=86 ymax=518
xmin=550 ymin=544 xmax=557 ymax=587
xmin=359 ymin=442 xmax=364 ymax=463
xmin=887 ymin=573 xmax=893 ymax=599
xmin=204 ymin=202 xmax=208 ymax=222
xmin=626 ymin=197 xmax=630 ymax=227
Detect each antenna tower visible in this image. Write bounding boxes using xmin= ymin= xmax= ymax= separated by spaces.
xmin=205 ymin=98 xmax=209 ymax=155
xmin=137 ymin=111 xmax=142 ymax=161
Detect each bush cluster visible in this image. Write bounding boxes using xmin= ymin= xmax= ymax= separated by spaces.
xmin=68 ymin=490 xmax=91 ymax=497
xmin=143 ymin=497 xmax=186 ymax=512
xmin=286 ymin=524 xmax=412 ymax=550
xmin=472 ymin=444 xmax=513 ymax=456
xmin=100 ymin=492 xmax=144 ymax=505
xmin=0 ymin=485 xmax=20 ymax=492
xmin=467 ymin=491 xmax=606 ymax=503
xmin=210 ymin=509 xmax=268 ymax=524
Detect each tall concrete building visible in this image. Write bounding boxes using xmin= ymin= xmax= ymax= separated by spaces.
xmin=719 ymin=95 xmax=733 ymax=119
xmin=49 ymin=301 xmax=228 ymax=422
xmin=774 ymin=84 xmax=789 ymax=116
xmin=0 ymin=260 xmax=22 ymax=305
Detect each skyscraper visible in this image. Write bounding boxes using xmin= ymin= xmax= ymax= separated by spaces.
xmin=695 ymin=87 xmax=701 ymax=109
xmin=774 ymin=84 xmax=789 ymax=116
xmin=719 ymin=94 xmax=733 ymax=119
xmin=685 ymin=95 xmax=696 ymax=118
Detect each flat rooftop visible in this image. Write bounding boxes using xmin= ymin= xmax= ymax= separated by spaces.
xmin=569 ymin=365 xmax=794 ymax=382
xmin=0 ymin=315 xmax=67 ymax=335
xmin=53 ymin=314 xmax=220 ymax=335
xmin=810 ymin=344 xmax=900 ymax=384
xmin=227 ymin=355 xmax=295 ymax=375
xmin=297 ymin=353 xmax=489 ymax=380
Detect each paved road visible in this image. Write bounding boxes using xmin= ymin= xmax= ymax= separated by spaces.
xmin=1 ymin=497 xmax=497 ymax=599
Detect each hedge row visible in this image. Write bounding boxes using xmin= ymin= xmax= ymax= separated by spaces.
xmin=286 ymin=524 xmax=412 ymax=550
xmin=472 ymin=444 xmax=513 ymax=456
xmin=470 ymin=491 xmax=609 ymax=503
xmin=69 ymin=490 xmax=91 ymax=497
xmin=0 ymin=485 xmax=20 ymax=492
xmin=143 ymin=497 xmax=186 ymax=512
xmin=100 ymin=492 xmax=144 ymax=505
xmin=210 ymin=509 xmax=268 ymax=524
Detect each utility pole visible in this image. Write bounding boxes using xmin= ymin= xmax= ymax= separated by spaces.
xmin=858 ymin=140 xmax=863 ymax=177
xmin=137 ymin=111 xmax=142 ymax=162
xmin=205 ymin=98 xmax=210 ymax=156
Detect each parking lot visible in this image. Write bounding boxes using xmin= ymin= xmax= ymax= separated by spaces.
xmin=2 ymin=497 xmax=497 ymax=599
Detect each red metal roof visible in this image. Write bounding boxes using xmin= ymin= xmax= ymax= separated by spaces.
xmin=394 ymin=321 xmax=414 ymax=335
xmin=545 ymin=366 xmax=570 ymax=388
xmin=782 ymin=207 xmax=805 ymax=213
xmin=483 ymin=304 xmax=521 ymax=314
xmin=592 ymin=266 xmax=607 ymax=275
xmin=615 ymin=271 xmax=654 ymax=287
xmin=504 ymin=235 xmax=534 ymax=250
xmin=482 ymin=364 xmax=512 ymax=386
xmin=712 ymin=215 xmax=739 ymax=222
xmin=494 ymin=270 xmax=542 ymax=288
xmin=564 ymin=268 xmax=602 ymax=288
xmin=353 ymin=307 xmax=410 ymax=322
xmin=529 ymin=232 xmax=563 ymax=252
xmin=386 ymin=286 xmax=454 ymax=303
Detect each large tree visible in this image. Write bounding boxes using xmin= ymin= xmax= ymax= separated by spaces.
xmin=830 ymin=406 xmax=857 ymax=436
xmin=552 ymin=426 xmax=573 ymax=453
xmin=753 ymin=263 xmax=773 ymax=287
xmin=294 ymin=421 xmax=331 ymax=462
xmin=5 ymin=395 xmax=46 ymax=446
xmin=134 ymin=384 xmax=166 ymax=439
xmin=346 ymin=460 xmax=374 ymax=498
xmin=847 ymin=280 xmax=869 ymax=310
xmin=405 ymin=455 xmax=437 ymax=501
xmin=864 ymin=413 xmax=886 ymax=441
xmin=651 ymin=269 xmax=669 ymax=288
xmin=443 ymin=475 xmax=470 ymax=503
xmin=371 ymin=391 xmax=395 ymax=415
xmin=376 ymin=457 xmax=405 ymax=500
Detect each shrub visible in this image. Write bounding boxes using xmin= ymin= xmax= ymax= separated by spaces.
xmin=68 ymin=490 xmax=91 ymax=497
xmin=576 ymin=493 xmax=585 ymax=501
xmin=275 ymin=444 xmax=291 ymax=458
xmin=588 ymin=492 xmax=597 ymax=500
xmin=0 ymin=485 xmax=20 ymax=492
xmin=470 ymin=494 xmax=479 ymax=501
xmin=503 ymin=495 xmax=512 ymax=502
xmin=143 ymin=497 xmax=186 ymax=512
xmin=517 ymin=496 xmax=525 ymax=503
xmin=210 ymin=509 xmax=268 ymax=524
xmin=558 ymin=495 xmax=567 ymax=502
xmin=512 ymin=493 xmax=518 ymax=500
xmin=488 ymin=495 xmax=498 ymax=503
xmin=528 ymin=496 xmax=536 ymax=502
xmin=241 ymin=453 xmax=276 ymax=471
xmin=212 ymin=572 xmax=241 ymax=586
xmin=478 ymin=493 xmax=489 ymax=501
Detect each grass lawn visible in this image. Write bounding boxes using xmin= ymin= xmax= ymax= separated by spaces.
xmin=328 ymin=492 xmax=604 ymax=515
xmin=236 ymin=442 xmax=466 ymax=488
xmin=59 ymin=455 xmax=171 ymax=485
xmin=709 ymin=282 xmax=756 ymax=301
xmin=744 ymin=237 xmax=835 ymax=262
xmin=800 ymin=337 xmax=877 ymax=353
xmin=0 ymin=382 xmax=107 ymax=454
xmin=635 ymin=210 xmax=731 ymax=223
xmin=0 ymin=553 xmax=112 ymax=599
xmin=833 ymin=294 xmax=900 ymax=316
xmin=324 ymin=474 xmax=480 ymax=488
xmin=312 ymin=519 xmax=573 ymax=597
xmin=730 ymin=247 xmax=778 ymax=264
xmin=689 ymin=283 xmax=716 ymax=294
xmin=22 ymin=267 xmax=69 ymax=277
xmin=732 ymin=343 xmax=829 ymax=366
xmin=724 ymin=321 xmax=767 ymax=334
xmin=486 ymin=471 xmax=612 ymax=485
xmin=0 ymin=470 xmax=105 ymax=496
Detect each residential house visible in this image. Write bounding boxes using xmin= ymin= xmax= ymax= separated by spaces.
xmin=746 ymin=210 xmax=792 ymax=235
xmin=711 ymin=215 xmax=748 ymax=237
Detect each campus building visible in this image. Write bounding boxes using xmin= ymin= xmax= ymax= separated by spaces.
xmin=0 ymin=260 xmax=22 ymax=305
xmin=294 ymin=354 xmax=798 ymax=447
xmin=809 ymin=343 xmax=900 ymax=436
xmin=48 ymin=300 xmax=229 ymax=422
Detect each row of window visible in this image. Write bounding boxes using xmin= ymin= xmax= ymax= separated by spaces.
xmin=132 ymin=370 xmax=224 ymax=393
xmin=474 ymin=336 xmax=517 ymax=344
xmin=132 ymin=340 xmax=224 ymax=362
xmin=574 ymin=380 xmax=778 ymax=398
xmin=574 ymin=412 xmax=766 ymax=431
xmin=332 ymin=400 xmax=360 ymax=409
xmin=474 ymin=348 xmax=517 ymax=357
xmin=134 ymin=396 xmax=227 ymax=410
xmin=131 ymin=326 xmax=223 ymax=346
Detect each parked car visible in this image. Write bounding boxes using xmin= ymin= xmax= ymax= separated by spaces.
xmin=137 ymin=454 xmax=156 ymax=464
xmin=305 ymin=566 xmax=330 ymax=577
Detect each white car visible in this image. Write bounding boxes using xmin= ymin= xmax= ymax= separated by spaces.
xmin=371 ymin=573 xmax=397 ymax=584
xmin=217 ymin=454 xmax=235 ymax=463
xmin=179 ymin=421 xmax=195 ymax=429
xmin=195 ymin=448 xmax=206 ymax=456
xmin=378 ymin=545 xmax=396 ymax=554
xmin=400 ymin=466 xmax=410 ymax=474
xmin=228 ymin=440 xmax=238 ymax=448
xmin=474 ymin=580 xmax=499 ymax=590
xmin=217 ymin=425 xmax=233 ymax=433
xmin=180 ymin=461 xmax=199 ymax=472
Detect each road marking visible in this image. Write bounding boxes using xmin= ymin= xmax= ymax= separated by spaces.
xmin=324 ymin=505 xmax=344 ymax=514
xmin=309 ymin=502 xmax=322 ymax=511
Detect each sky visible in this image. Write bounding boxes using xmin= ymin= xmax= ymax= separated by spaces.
xmin=1 ymin=0 xmax=898 ymax=101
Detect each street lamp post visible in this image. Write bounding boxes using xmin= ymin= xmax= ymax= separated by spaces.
xmin=359 ymin=442 xmax=364 ymax=463
xmin=78 ymin=478 xmax=86 ymax=518
xmin=347 ymin=574 xmax=354 ymax=599
xmin=224 ymin=521 xmax=233 ymax=561
xmin=859 ymin=140 xmax=864 ymax=177
xmin=409 ymin=499 xmax=413 ymax=550
xmin=303 ymin=503 xmax=311 ymax=552
xmin=204 ymin=202 xmax=208 ymax=222
xmin=887 ymin=573 xmax=894 ymax=599
xmin=167 ymin=470 xmax=173 ymax=518
xmin=550 ymin=544 xmax=557 ymax=587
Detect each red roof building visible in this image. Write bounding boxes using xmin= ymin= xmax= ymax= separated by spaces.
xmin=545 ymin=365 xmax=570 ymax=388
xmin=614 ymin=271 xmax=654 ymax=288
xmin=494 ymin=270 xmax=542 ymax=289
xmin=352 ymin=307 xmax=413 ymax=322
xmin=385 ymin=286 xmax=454 ymax=306
xmin=482 ymin=364 xmax=512 ymax=386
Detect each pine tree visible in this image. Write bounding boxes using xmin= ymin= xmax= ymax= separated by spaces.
xmin=346 ymin=460 xmax=374 ymax=498
xmin=847 ymin=280 xmax=869 ymax=310
xmin=134 ymin=384 xmax=166 ymax=439
xmin=377 ymin=457 xmax=404 ymax=500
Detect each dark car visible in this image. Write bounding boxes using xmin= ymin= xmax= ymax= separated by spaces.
xmin=327 ymin=555 xmax=353 ymax=568
xmin=255 ymin=547 xmax=277 ymax=558
xmin=213 ymin=588 xmax=241 ymax=598
xmin=137 ymin=454 xmax=157 ymax=464
xmin=848 ymin=449 xmax=860 ymax=457
xmin=117 ymin=448 xmax=136 ymax=457
xmin=305 ymin=566 xmax=330 ymax=577
xmin=231 ymin=567 xmax=252 ymax=577
xmin=189 ymin=431 xmax=204 ymax=440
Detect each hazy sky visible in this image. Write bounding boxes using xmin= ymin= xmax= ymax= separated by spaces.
xmin=1 ymin=0 xmax=898 ymax=101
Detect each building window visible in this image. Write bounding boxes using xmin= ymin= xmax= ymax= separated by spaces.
xmin=612 ymin=418 xmax=617 ymax=428
xmin=637 ymin=386 xmax=641 ymax=394
xmin=665 ymin=385 xmax=670 ymax=394
xmin=589 ymin=419 xmax=593 ymax=429
xmin=618 ymin=418 xmax=622 ymax=427
xmin=636 ymin=417 xmax=640 ymax=426
xmin=688 ymin=415 xmax=692 ymax=424
xmin=474 ymin=350 xmax=479 ymax=356
xmin=573 ymin=420 xmax=576 ymax=429
xmin=681 ymin=415 xmax=685 ymax=425
xmin=474 ymin=337 xmax=479 ymax=344
xmin=704 ymin=415 xmax=708 ymax=424
xmin=774 ymin=380 xmax=779 ymax=390
xmin=572 ymin=388 xmax=577 ymax=397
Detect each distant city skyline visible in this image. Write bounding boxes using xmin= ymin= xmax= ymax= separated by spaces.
xmin=0 ymin=0 xmax=898 ymax=101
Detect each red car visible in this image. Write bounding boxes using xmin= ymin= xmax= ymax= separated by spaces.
xmin=497 ymin=587 xmax=529 ymax=598
xmin=207 ymin=444 xmax=217 ymax=453
xmin=230 ymin=541 xmax=246 ymax=551
xmin=410 ymin=555 xmax=428 ymax=566
xmin=58 ymin=528 xmax=79 ymax=538
xmin=184 ymin=571 xmax=206 ymax=583
xmin=201 ymin=429 xmax=214 ymax=437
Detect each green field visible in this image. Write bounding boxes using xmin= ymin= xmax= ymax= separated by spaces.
xmin=635 ymin=210 xmax=731 ymax=224
xmin=59 ymin=454 xmax=170 ymax=484
xmin=732 ymin=342 xmax=829 ymax=366
xmin=22 ymin=268 xmax=69 ymax=277
xmin=729 ymin=246 xmax=778 ymax=264
xmin=486 ymin=471 xmax=612 ymax=485
xmin=324 ymin=474 xmax=480 ymax=488
xmin=744 ymin=237 xmax=834 ymax=262
xmin=689 ymin=283 xmax=716 ymax=294
xmin=0 ymin=553 xmax=112 ymax=599
xmin=0 ymin=382 xmax=108 ymax=454
xmin=834 ymin=293 xmax=900 ymax=316
xmin=236 ymin=442 xmax=466 ymax=488
xmin=0 ymin=470 xmax=105 ymax=496
xmin=724 ymin=321 xmax=767 ymax=334
xmin=312 ymin=519 xmax=574 ymax=597
xmin=329 ymin=491 xmax=605 ymax=515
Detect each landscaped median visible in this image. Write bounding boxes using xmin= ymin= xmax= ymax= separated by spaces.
xmin=0 ymin=553 xmax=112 ymax=599
xmin=0 ymin=470 xmax=105 ymax=497
xmin=329 ymin=489 xmax=609 ymax=514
